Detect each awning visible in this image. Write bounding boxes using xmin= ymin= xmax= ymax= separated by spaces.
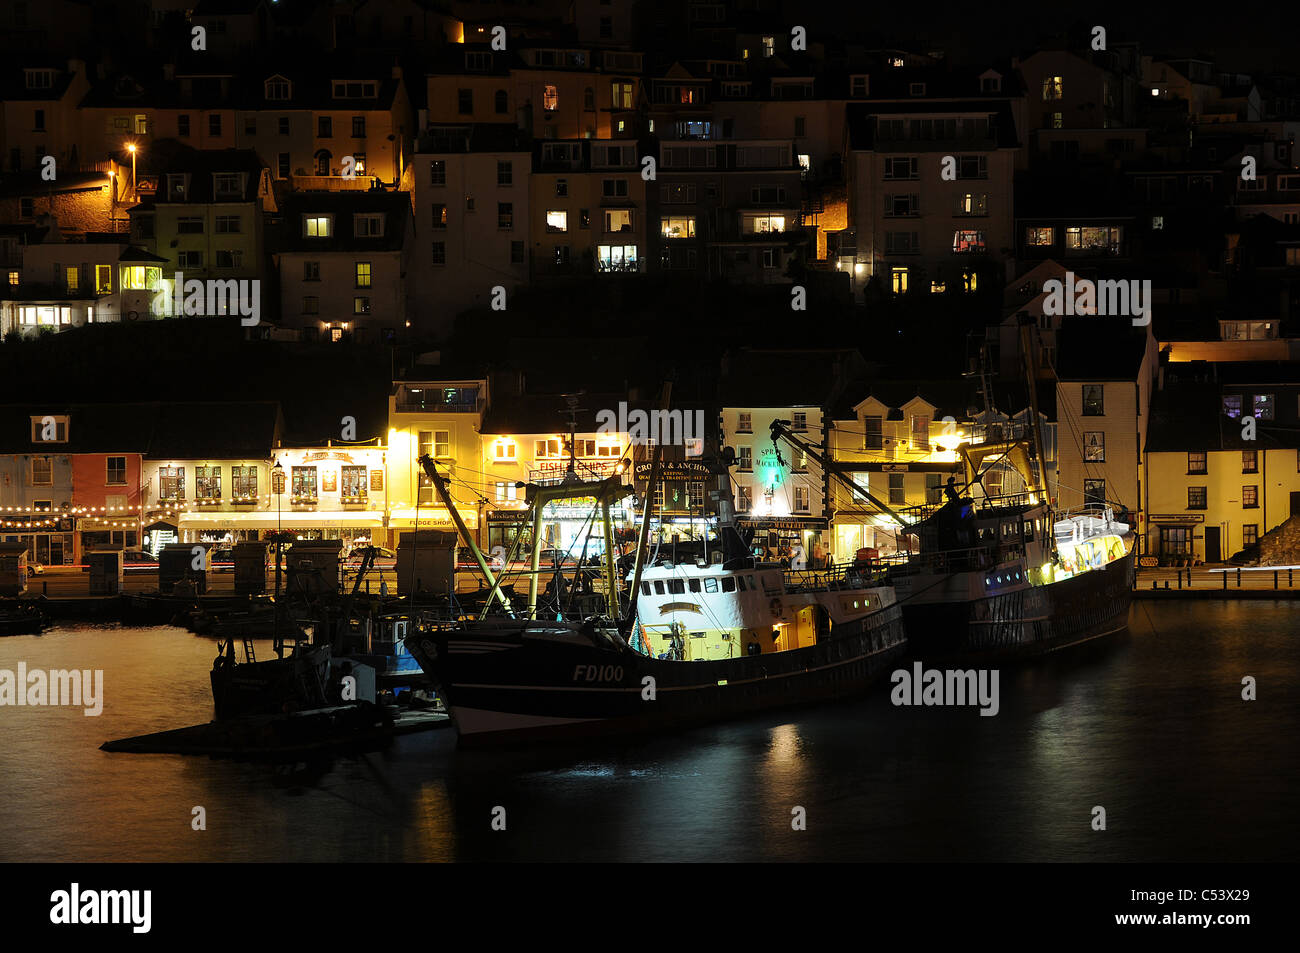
xmin=179 ymin=511 xmax=385 ymax=530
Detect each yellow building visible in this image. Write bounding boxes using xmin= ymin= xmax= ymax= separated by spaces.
xmin=828 ymin=392 xmax=968 ymax=559
xmin=1144 ymin=374 xmax=1300 ymax=563
xmin=386 ymin=377 xmax=489 ymax=546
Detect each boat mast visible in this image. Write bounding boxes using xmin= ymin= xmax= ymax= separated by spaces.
xmin=767 ymin=419 xmax=908 ymax=527
xmin=1016 ymin=313 xmax=1050 ymax=504
xmin=622 ymin=382 xmax=670 ymax=631
xmin=418 ymin=454 xmax=514 ymax=616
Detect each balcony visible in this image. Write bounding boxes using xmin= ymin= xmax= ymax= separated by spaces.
xmin=394 ymin=385 xmax=483 ymax=415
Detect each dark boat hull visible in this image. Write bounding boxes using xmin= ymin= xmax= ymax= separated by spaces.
xmin=405 ymin=604 xmax=907 ymax=747
xmin=901 ymin=547 xmax=1136 ymax=661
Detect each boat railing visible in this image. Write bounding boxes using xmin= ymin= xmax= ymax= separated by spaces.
xmin=886 ymin=544 xmax=1016 ymax=576
xmin=783 ymin=560 xmax=891 ymax=592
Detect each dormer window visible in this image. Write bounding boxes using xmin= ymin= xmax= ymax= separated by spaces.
xmin=213 ymin=172 xmax=242 ymax=198
xmin=850 ymin=75 xmax=868 ymax=97
xmin=465 ymin=52 xmax=492 ymax=72
xmin=25 ymin=69 xmax=55 ymax=90
xmin=981 ymin=73 xmax=1002 ymax=92
xmin=30 ymin=415 xmax=69 ymax=443
xmin=332 ymin=80 xmax=377 ymax=99
xmin=304 ymin=215 xmax=333 ymax=237
xmin=265 ymin=76 xmax=291 ymax=101
xmin=353 ymin=213 xmax=384 ymax=237
xmin=166 ymin=173 xmax=188 ymax=200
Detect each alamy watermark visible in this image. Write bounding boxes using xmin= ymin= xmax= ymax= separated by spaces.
xmin=152 ymin=271 xmax=261 ymax=326
xmin=0 ymin=664 xmax=103 ymax=715
xmin=50 ymin=884 xmax=151 ymax=933
xmin=1042 ymin=271 xmax=1151 ymax=326
xmin=596 ymin=401 xmax=704 ymax=456
xmin=890 ymin=662 xmax=999 ymax=716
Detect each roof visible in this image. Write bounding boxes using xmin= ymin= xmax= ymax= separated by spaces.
xmin=1054 ymin=317 xmax=1148 ymax=380
xmin=1146 ymin=379 xmax=1300 ymax=452
xmin=846 ymin=99 xmax=1020 ymax=150
xmin=147 ymin=402 xmax=281 ymax=459
xmin=0 ymin=403 xmax=157 ymax=453
xmin=480 ymin=392 xmax=641 ymax=436
xmin=719 ymin=348 xmax=868 ymax=407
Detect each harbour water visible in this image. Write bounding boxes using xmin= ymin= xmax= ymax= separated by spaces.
xmin=1 ymin=601 xmax=1296 ymax=862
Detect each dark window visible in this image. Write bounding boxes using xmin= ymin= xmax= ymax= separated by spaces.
xmin=1082 ymin=385 xmax=1104 ymax=416
xmin=457 ymin=89 xmax=473 ymax=114
xmin=1187 ymin=486 xmax=1207 ymax=509
xmin=1084 ymin=479 xmax=1106 ymax=505
xmin=721 ymin=577 xmax=736 ymax=592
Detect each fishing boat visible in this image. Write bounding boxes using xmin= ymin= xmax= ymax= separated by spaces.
xmin=766 ymin=318 xmax=1135 ymax=661
xmin=403 ymin=397 xmax=907 ymax=747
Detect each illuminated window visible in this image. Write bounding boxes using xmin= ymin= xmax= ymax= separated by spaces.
xmin=1242 ymin=450 xmax=1258 ymax=473
xmin=1253 ymin=394 xmax=1274 ymax=420
xmin=1042 ymin=76 xmax=1064 ymax=101
xmin=354 ymin=262 xmax=371 ymax=288
xmin=762 ymin=36 xmax=775 ymax=57
xmin=304 ymin=215 xmax=331 ymax=237
xmin=930 ymin=280 xmax=946 ymax=293
xmin=952 ymin=230 xmax=986 ymax=253
xmin=546 ymin=210 xmax=568 ymax=232
xmin=342 ymin=466 xmax=367 ymax=499
xmin=1243 ymin=485 xmax=1258 ymax=508
xmin=1222 ymin=395 xmax=1242 ymax=418
xmin=535 ymin=438 xmax=562 ymax=458
xmin=742 ymin=213 xmax=786 ymax=234
xmin=196 ymin=466 xmax=222 ymax=500
xmin=794 ymin=486 xmax=810 ymax=512
xmin=660 ymin=216 xmax=695 ymax=238
xmin=1187 ymin=451 xmax=1207 ymax=474
xmin=431 ymin=204 xmax=446 ymax=228
xmin=1244 ymin=524 xmax=1259 ymax=547
xmin=494 ymin=440 xmax=516 ymax=461
xmin=612 ymin=82 xmax=634 ymax=109
xmin=962 ymin=270 xmax=977 ymax=292
xmin=8 ymin=270 xmax=18 ymax=287
xmin=291 ymin=467 xmax=318 ymax=500
xmin=353 ymin=297 xmax=370 ymax=314
xmin=596 ymin=244 xmax=637 ymax=272
xmin=65 ymin=267 xmax=78 ymax=292
xmin=891 ymin=267 xmax=908 ymax=293
xmin=543 ymin=85 xmax=559 ymax=111
xmin=1026 ymin=227 xmax=1054 ymax=246
xmin=604 ymin=209 xmax=633 ymax=232
xmin=955 ymin=193 xmax=987 ymax=216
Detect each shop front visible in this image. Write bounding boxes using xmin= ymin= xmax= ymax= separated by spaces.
xmin=1151 ymin=514 xmax=1202 ymax=563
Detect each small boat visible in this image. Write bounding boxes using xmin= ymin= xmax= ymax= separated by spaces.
xmin=0 ymin=601 xmax=49 ymax=637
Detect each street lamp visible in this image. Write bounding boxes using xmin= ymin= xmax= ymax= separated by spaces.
xmin=127 ymin=143 xmax=137 ymax=200
xmin=271 ymin=459 xmax=285 ymax=597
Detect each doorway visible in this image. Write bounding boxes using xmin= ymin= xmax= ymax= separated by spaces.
xmin=1290 ymin=491 xmax=1300 ymax=518
xmin=1205 ymin=525 xmax=1221 ymax=563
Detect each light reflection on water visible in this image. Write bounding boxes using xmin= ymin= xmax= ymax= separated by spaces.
xmin=0 ymin=601 xmax=1296 ymax=862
